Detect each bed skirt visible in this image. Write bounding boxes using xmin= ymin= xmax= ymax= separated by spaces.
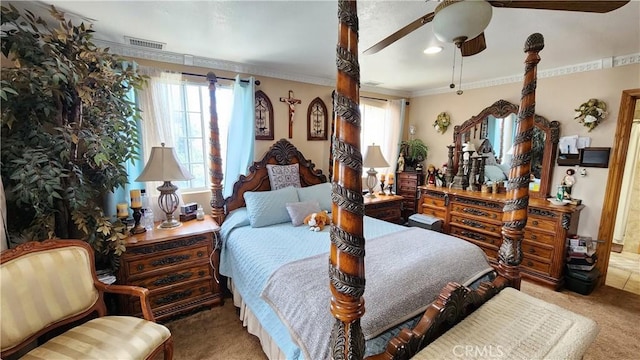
xmin=228 ymin=278 xmax=287 ymax=360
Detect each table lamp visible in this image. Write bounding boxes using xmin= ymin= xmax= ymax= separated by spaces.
xmin=363 ymin=144 xmax=389 ymax=198
xmin=136 ymin=143 xmax=194 ymax=229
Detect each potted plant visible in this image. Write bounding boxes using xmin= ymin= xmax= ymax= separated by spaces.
xmin=400 ymin=138 xmax=429 ymax=171
xmin=1 ymin=4 xmax=146 ymax=269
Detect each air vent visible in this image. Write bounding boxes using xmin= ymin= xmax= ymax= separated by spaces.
xmin=124 ymin=36 xmax=165 ymax=50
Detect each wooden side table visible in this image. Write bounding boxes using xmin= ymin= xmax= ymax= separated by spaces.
xmin=364 ymin=194 xmax=404 ymax=224
xmin=117 ymin=216 xmax=223 ymax=321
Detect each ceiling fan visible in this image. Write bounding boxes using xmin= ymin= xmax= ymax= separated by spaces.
xmin=363 ymin=0 xmax=630 ymax=57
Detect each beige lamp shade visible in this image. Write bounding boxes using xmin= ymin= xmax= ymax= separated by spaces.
xmin=363 ymin=145 xmax=390 ymax=168
xmin=136 ymin=144 xmax=194 ymax=182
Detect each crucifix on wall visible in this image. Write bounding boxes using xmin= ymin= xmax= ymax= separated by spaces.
xmin=280 ymin=90 xmax=301 ymax=139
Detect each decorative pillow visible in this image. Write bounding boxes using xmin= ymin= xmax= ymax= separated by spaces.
xmin=484 ymin=165 xmax=508 ymax=182
xmin=484 ymin=153 xmax=498 ymax=166
xmin=266 ymin=164 xmax=301 ymax=190
xmin=297 ymin=182 xmax=332 ymax=212
xmin=286 ymin=201 xmax=321 ymax=226
xmin=243 ymin=186 xmax=299 ymax=228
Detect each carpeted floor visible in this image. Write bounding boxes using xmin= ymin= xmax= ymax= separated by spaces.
xmin=161 ymin=280 xmax=640 ymax=359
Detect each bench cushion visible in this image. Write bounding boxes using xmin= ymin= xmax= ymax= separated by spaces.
xmin=413 ymin=287 xmax=599 ymax=360
xmin=20 ymin=316 xmax=171 ymax=360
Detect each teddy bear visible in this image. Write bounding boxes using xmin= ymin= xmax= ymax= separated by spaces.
xmin=303 ymin=211 xmax=330 ymax=232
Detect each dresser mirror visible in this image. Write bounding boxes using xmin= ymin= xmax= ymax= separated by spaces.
xmin=452 ymin=99 xmax=560 ymax=199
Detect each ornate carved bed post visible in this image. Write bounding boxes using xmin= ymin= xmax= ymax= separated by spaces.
xmin=207 ymin=72 xmax=225 ymax=224
xmin=329 ymin=0 xmax=366 ymax=359
xmin=499 ymin=33 xmax=545 ymax=289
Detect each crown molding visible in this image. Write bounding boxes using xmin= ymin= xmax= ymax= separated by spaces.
xmin=95 ymin=40 xmax=637 ymax=100
xmin=412 ymin=53 xmax=640 ymax=97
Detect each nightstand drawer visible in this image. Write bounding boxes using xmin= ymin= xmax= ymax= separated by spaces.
xmin=126 ymin=245 xmax=210 ymax=276
xmin=134 ymin=264 xmax=212 ymax=290
xmin=521 ymin=255 xmax=551 ymax=275
xmin=129 ymin=279 xmax=214 ymax=313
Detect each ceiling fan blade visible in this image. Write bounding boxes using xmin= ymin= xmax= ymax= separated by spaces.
xmin=488 ymin=0 xmax=629 ymax=13
xmin=363 ymin=12 xmax=435 ymax=55
xmin=460 ymin=33 xmax=487 ymax=57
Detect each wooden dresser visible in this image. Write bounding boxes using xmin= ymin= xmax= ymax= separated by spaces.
xmin=396 ymin=171 xmax=425 ymax=222
xmin=117 ymin=217 xmax=223 ymax=321
xmin=364 ymin=194 xmax=404 ymax=224
xmin=418 ymin=186 xmax=584 ymax=290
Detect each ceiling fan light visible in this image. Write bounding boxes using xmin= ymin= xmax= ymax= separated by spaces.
xmin=433 ymin=0 xmax=492 ymax=44
xmin=424 ymin=46 xmax=443 ymax=54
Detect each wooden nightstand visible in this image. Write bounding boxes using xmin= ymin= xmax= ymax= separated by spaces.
xmin=364 ymin=194 xmax=404 ymax=224
xmin=117 ymin=216 xmax=223 ymax=321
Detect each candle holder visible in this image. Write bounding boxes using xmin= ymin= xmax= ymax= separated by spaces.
xmin=386 ymin=183 xmax=394 ymax=195
xmin=130 ymin=207 xmax=146 ymax=234
xmin=379 ymin=180 xmax=386 ymax=195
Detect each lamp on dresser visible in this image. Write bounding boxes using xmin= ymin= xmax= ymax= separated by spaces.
xmin=136 ymin=143 xmax=193 ymax=229
xmin=363 ymin=144 xmax=389 ymax=198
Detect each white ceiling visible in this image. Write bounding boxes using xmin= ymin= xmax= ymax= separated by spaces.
xmin=11 ymin=0 xmax=640 ymax=97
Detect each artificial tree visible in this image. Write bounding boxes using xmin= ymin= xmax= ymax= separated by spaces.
xmin=1 ymin=4 xmax=146 ymax=268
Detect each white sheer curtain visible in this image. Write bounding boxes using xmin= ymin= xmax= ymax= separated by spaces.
xmin=223 ymin=75 xmax=256 ymax=198
xmin=136 ymin=68 xmax=184 ymax=218
xmin=383 ymin=99 xmax=407 ymax=174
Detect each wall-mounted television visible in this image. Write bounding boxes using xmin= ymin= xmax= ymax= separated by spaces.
xmin=579 ymin=147 xmax=611 ymax=168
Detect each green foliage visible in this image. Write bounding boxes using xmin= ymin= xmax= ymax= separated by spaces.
xmin=1 ymin=4 xmax=146 ymax=266
xmin=400 ymin=138 xmax=429 ymax=166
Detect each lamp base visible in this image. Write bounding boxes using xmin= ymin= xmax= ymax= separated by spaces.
xmin=159 ymin=219 xmax=182 ymax=229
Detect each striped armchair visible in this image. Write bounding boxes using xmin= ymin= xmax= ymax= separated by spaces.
xmin=1 ymin=239 xmax=173 ymax=360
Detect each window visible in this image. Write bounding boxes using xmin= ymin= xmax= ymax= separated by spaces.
xmin=166 ymin=82 xmax=233 ymax=192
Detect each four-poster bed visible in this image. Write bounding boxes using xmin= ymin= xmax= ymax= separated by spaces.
xmin=203 ymin=1 xmax=598 ymax=359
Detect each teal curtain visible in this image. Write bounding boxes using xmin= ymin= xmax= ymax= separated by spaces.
xmin=104 ymin=90 xmax=145 ymax=220
xmin=223 ymin=75 xmax=256 ymax=198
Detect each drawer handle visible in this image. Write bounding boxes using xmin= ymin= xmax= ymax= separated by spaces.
xmin=137 ymin=264 xmax=144 ymax=271
xmin=462 ymin=207 xmax=489 ymax=217
xmin=199 ymin=287 xmax=206 ymax=294
xmin=197 ymin=251 xmax=204 ymax=257
xmin=151 ymin=254 xmax=191 ymax=267
xmin=460 ymin=230 xmax=486 ymax=242
xmin=527 ymin=260 xmax=534 ymax=266
xmin=528 ymin=248 xmax=536 ymax=254
xmin=155 ymin=290 xmax=193 ymax=305
xmin=532 ymin=220 xmax=539 ymax=226
xmin=154 ymin=272 xmax=193 ymax=286
xmin=531 ymin=234 xmax=537 ymax=240
xmin=198 ymin=270 xmax=206 ymax=277
xmin=461 ymin=219 xmax=485 ymax=229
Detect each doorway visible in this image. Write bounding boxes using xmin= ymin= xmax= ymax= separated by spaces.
xmin=597 ymin=89 xmax=640 ymax=291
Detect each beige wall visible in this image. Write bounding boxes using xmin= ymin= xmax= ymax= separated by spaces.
xmin=408 ymin=64 xmax=640 ymax=238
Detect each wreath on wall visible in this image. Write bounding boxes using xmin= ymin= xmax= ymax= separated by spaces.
xmin=574 ymin=98 xmax=607 ymax=132
xmin=433 ymin=112 xmax=451 ymax=134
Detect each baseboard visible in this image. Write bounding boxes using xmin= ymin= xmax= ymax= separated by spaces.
xmin=611 ymin=243 xmax=623 ymax=253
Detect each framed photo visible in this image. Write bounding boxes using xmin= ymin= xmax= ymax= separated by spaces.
xmin=307 ymin=97 xmax=328 ymax=141
xmin=255 ymin=90 xmax=274 ymax=140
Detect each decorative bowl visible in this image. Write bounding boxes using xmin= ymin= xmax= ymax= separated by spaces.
xmin=547 ymin=198 xmax=570 ymax=206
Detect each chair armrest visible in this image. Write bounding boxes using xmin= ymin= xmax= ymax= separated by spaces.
xmin=95 ymin=281 xmax=156 ymax=322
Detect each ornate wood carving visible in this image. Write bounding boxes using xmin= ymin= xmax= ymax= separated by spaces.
xmin=128 ymin=236 xmax=207 ymax=255
xmin=207 ymin=72 xmax=225 ymax=224
xmin=308 ymin=97 xmax=328 ymax=140
xmin=255 ymin=90 xmax=274 ymax=140
xmin=330 ymin=1 xmax=366 ymax=359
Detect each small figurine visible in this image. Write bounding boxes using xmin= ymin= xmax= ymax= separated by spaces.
xmin=562 ymin=168 xmax=576 ymax=198
xmin=435 ymin=168 xmax=446 ymax=187
xmin=426 ymin=164 xmax=437 ymax=185
xmin=397 ymin=152 xmax=405 ymax=172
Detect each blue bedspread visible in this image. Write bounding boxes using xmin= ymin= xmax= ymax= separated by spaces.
xmin=219 ymin=209 xmax=406 ymax=360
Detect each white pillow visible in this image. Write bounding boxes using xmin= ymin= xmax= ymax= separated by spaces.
xmin=296 ymin=182 xmax=332 ymax=212
xmin=484 ymin=165 xmax=507 ymax=182
xmin=267 ymin=163 xmax=301 ymax=190
xmin=243 ymin=186 xmax=299 ymax=227
xmin=286 ymin=201 xmax=321 ymax=226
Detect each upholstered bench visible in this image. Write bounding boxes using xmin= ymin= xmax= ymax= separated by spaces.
xmin=412 ymin=287 xmax=599 ymax=360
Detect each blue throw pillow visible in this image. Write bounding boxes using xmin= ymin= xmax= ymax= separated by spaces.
xmin=243 ymin=186 xmax=299 ymax=227
xmin=296 ymin=182 xmax=332 ymax=212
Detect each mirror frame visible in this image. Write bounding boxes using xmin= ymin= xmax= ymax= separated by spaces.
xmin=452 ymin=99 xmax=560 ymax=199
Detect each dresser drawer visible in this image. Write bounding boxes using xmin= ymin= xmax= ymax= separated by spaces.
xmin=129 ymin=279 xmax=214 ymax=313
xmin=523 ymin=229 xmax=556 ymax=246
xmin=522 ymin=241 xmax=553 ymax=260
xmin=450 ymin=225 xmax=501 ymax=248
xmin=526 ymin=216 xmax=557 ymax=233
xmin=420 ymin=206 xmax=446 ymax=220
xmin=450 ymin=215 xmax=501 ymax=234
xmin=521 ymin=255 xmax=551 ymax=275
xmin=133 ymin=264 xmax=212 ymax=291
xmin=126 ymin=245 xmax=210 ymax=276
xmin=422 ymin=197 xmax=446 ymax=207
xmin=451 ymin=204 xmax=501 ymax=222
